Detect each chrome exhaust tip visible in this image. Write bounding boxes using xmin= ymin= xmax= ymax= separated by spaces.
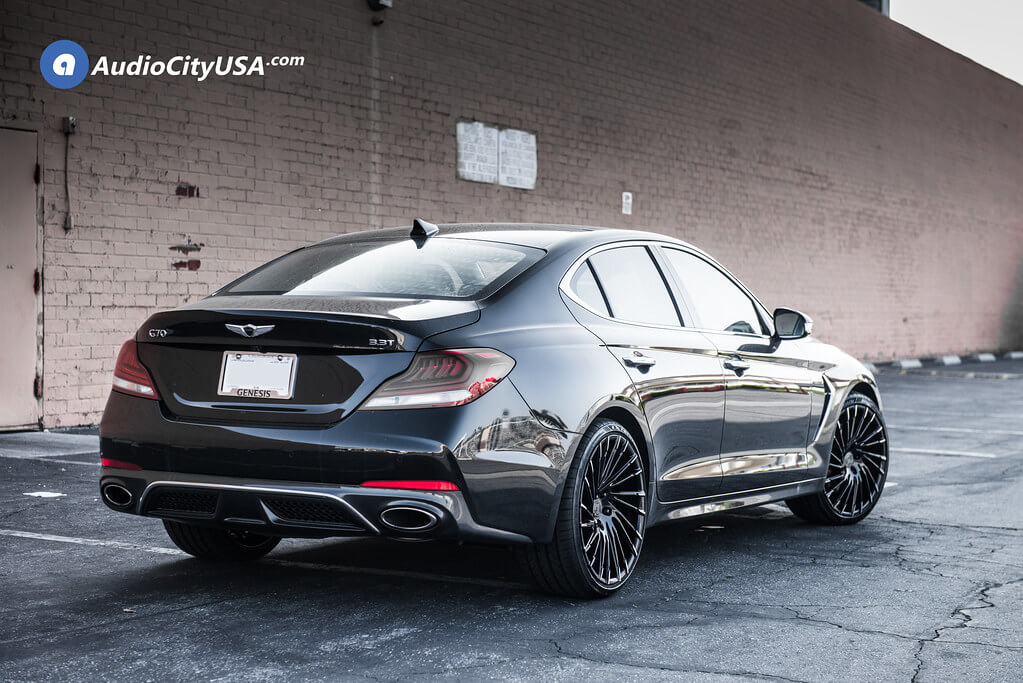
xmin=102 ymin=483 xmax=133 ymax=508
xmin=379 ymin=505 xmax=439 ymax=532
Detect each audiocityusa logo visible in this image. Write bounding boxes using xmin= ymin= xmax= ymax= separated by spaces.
xmin=39 ymin=40 xmax=304 ymax=89
xmin=40 ymin=40 xmax=89 ymax=89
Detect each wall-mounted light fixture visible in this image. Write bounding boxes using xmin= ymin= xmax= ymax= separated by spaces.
xmin=367 ymin=0 xmax=391 ymax=25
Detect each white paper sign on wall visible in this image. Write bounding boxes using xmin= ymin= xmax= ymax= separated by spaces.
xmin=456 ymin=121 xmax=499 ymax=184
xmin=622 ymin=191 xmax=633 ymax=215
xmin=456 ymin=121 xmax=537 ymax=189
xmin=498 ymin=128 xmax=537 ymax=190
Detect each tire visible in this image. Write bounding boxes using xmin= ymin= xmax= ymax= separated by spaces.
xmin=163 ymin=520 xmax=281 ymax=561
xmin=787 ymin=392 xmax=888 ymax=525
xmin=518 ymin=418 xmax=648 ymax=598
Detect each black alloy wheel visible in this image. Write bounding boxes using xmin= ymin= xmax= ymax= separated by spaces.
xmin=788 ymin=392 xmax=888 ymax=524
xmin=519 ymin=419 xmax=647 ymax=597
xmin=579 ymin=428 xmax=647 ymax=588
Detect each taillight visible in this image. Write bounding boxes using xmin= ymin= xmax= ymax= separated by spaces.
xmin=361 ymin=480 xmax=459 ymax=491
xmin=361 ymin=348 xmax=514 ymax=410
xmin=101 ymin=458 xmax=142 ymax=470
xmin=111 ymin=339 xmax=160 ymax=399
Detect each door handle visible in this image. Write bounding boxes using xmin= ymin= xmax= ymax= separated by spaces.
xmin=622 ymin=353 xmax=657 ymax=368
xmin=724 ymin=357 xmax=750 ymax=375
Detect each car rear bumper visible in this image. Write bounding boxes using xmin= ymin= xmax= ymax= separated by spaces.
xmin=99 ymin=469 xmax=531 ymax=543
xmin=99 ymin=379 xmax=574 ymax=543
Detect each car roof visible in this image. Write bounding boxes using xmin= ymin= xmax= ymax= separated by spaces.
xmin=317 ymin=222 xmax=694 ymax=251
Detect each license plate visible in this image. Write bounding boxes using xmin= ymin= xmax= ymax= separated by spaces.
xmin=218 ymin=351 xmax=298 ymax=399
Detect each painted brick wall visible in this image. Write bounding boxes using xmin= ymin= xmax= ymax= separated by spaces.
xmin=1 ymin=0 xmax=1021 ymax=427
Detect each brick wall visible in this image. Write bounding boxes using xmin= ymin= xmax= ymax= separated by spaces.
xmin=1 ymin=0 xmax=1021 ymax=427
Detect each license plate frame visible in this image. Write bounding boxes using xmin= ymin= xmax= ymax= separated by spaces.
xmin=217 ymin=351 xmax=298 ymax=400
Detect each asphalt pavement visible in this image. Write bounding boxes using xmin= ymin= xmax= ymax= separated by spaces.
xmin=1 ymin=369 xmax=1021 ymax=682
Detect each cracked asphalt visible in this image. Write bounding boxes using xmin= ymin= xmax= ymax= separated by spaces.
xmin=1 ymin=370 xmax=1021 ymax=682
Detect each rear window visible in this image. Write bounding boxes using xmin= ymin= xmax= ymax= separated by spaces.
xmin=217 ymin=238 xmax=544 ymax=300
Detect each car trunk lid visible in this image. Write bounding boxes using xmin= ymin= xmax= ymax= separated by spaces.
xmin=135 ymin=295 xmax=479 ymax=427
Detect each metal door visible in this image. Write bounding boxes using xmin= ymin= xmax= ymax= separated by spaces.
xmin=0 ymin=128 xmax=39 ymax=429
xmin=597 ymin=325 xmax=727 ymax=502
xmin=701 ymin=331 xmax=818 ymax=492
xmin=655 ymin=245 xmax=818 ymax=494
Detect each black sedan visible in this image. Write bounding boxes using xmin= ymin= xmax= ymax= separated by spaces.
xmin=99 ymin=221 xmax=888 ymax=598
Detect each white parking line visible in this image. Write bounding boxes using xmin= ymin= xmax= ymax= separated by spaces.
xmin=0 ymin=529 xmax=182 ymax=555
xmin=889 ymin=424 xmax=1023 ymax=437
xmin=0 ymin=528 xmax=528 ymax=590
xmin=891 ymin=447 xmax=997 ymax=459
xmin=0 ymin=453 xmax=98 ymax=466
xmin=0 ymin=451 xmax=98 ymax=460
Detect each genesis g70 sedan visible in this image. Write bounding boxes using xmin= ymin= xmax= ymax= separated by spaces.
xmin=99 ymin=221 xmax=888 ymax=597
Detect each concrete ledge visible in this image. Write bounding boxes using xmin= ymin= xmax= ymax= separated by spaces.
xmin=891 ymin=359 xmax=923 ymax=370
xmin=935 ymin=355 xmax=961 ymax=366
xmin=973 ymin=353 xmax=997 ymax=362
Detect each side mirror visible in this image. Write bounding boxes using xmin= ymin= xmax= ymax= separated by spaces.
xmin=773 ymin=308 xmax=813 ymax=340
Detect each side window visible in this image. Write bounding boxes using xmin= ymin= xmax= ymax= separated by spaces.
xmin=588 ymin=246 xmax=680 ymax=326
xmin=568 ymin=262 xmax=610 ymax=316
xmin=663 ymin=249 xmax=762 ymax=335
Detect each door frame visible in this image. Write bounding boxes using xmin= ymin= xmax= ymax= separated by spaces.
xmin=0 ymin=124 xmax=44 ymax=431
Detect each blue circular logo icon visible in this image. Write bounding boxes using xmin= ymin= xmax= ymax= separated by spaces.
xmin=40 ymin=40 xmax=89 ymax=89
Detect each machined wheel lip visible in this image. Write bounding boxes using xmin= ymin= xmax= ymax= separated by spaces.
xmin=824 ymin=402 xmax=888 ymax=518
xmin=578 ymin=431 xmax=647 ymax=589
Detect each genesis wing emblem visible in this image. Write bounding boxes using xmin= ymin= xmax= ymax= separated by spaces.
xmin=226 ymin=323 xmax=275 ymax=338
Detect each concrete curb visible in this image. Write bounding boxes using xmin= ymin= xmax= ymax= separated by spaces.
xmin=874 ymin=352 xmax=1023 ymax=380
xmin=906 ymin=369 xmax=1022 ymax=380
